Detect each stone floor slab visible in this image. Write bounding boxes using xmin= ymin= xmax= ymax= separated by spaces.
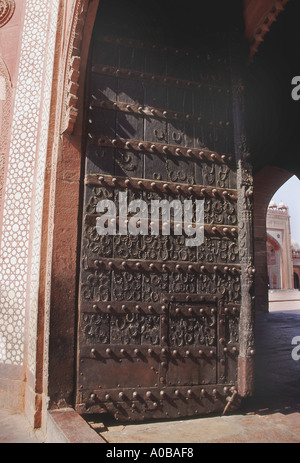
xmin=99 ymin=412 xmax=300 ymax=443
xmin=0 ymin=409 xmax=41 ymax=443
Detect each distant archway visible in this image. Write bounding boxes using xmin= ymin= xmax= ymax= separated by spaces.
xmin=266 ymin=233 xmax=281 ymax=289
xmin=294 ymin=272 xmax=299 ymax=289
xmin=253 ymin=166 xmax=293 ymax=312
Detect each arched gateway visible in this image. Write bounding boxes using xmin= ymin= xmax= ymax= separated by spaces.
xmin=3 ymin=0 xmax=300 ymax=433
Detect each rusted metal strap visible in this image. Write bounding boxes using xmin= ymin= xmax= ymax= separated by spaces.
xmin=80 ymin=346 xmax=217 ymax=361
xmin=163 ymin=294 xmax=241 ymax=311
xmin=87 ymin=135 xmax=234 ymax=165
xmin=88 ymin=257 xmax=241 ymax=275
xmin=84 ymin=173 xmax=238 ymax=200
xmin=84 ymin=213 xmax=238 ymax=238
xmin=92 ymin=64 xmax=231 ymax=93
xmin=90 ymin=99 xmax=232 ymax=130
xmin=80 ymin=300 xmax=218 ymax=315
xmin=82 ymin=296 xmax=241 ymax=314
xmin=96 ymin=34 xmax=229 ymax=68
xmin=78 ymin=385 xmax=237 ymax=410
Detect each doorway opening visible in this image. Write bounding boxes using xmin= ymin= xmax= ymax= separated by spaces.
xmin=267 ymin=175 xmax=300 ymax=299
xmin=294 ymin=273 xmax=300 ymax=290
xmin=244 ymin=0 xmax=300 ymax=417
xmin=248 ymin=174 xmax=300 ymax=415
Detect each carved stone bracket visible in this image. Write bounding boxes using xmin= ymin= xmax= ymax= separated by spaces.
xmin=0 ymin=0 xmax=15 ymax=28
xmin=62 ymin=0 xmax=88 ymax=134
xmin=62 ymin=0 xmax=99 ymax=135
xmin=248 ymin=0 xmax=289 ymax=61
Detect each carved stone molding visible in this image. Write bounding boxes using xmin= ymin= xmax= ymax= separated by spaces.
xmin=231 ymin=64 xmax=255 ymax=396
xmin=62 ymin=0 xmax=87 ymax=134
xmin=0 ymin=0 xmax=15 ymax=28
xmin=249 ymin=0 xmax=289 ymax=60
xmin=0 ymin=56 xmax=12 ymax=208
xmin=62 ymin=0 xmax=99 ymax=135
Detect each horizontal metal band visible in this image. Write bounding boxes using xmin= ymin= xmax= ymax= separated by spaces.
xmin=96 ymin=34 xmax=229 ymax=68
xmin=87 ymin=257 xmax=241 ymax=275
xmin=81 ymin=298 xmax=240 ymax=315
xmin=80 ymin=345 xmax=218 ymax=361
xmin=87 ymin=135 xmax=234 ymax=164
xmin=81 ymin=300 xmax=168 ymax=315
xmin=92 ymin=64 xmax=231 ymax=93
xmin=77 ymin=386 xmax=240 ymax=419
xmin=84 ymin=214 xmax=238 ymax=238
xmin=84 ymin=174 xmax=238 ymax=200
xmin=165 ymin=294 xmax=241 ymax=310
xmin=80 ymin=301 xmax=221 ymax=316
xmin=79 ymin=385 xmax=238 ymax=405
xmin=90 ymin=99 xmax=232 ymax=130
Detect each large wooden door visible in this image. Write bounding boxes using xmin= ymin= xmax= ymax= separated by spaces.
xmin=75 ymin=6 xmax=251 ymax=422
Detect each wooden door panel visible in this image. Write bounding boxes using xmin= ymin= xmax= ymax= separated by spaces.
xmin=76 ymin=21 xmax=243 ymax=421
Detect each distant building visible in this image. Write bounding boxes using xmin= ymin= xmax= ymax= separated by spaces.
xmin=266 ymin=201 xmax=299 ymax=290
xmin=292 ymin=241 xmax=300 ymax=289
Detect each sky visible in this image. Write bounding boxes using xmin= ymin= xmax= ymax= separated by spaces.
xmin=270 ymin=175 xmax=300 ymax=245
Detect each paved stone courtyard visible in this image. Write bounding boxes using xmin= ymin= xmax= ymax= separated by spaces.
xmin=1 ymin=290 xmax=300 ymax=443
